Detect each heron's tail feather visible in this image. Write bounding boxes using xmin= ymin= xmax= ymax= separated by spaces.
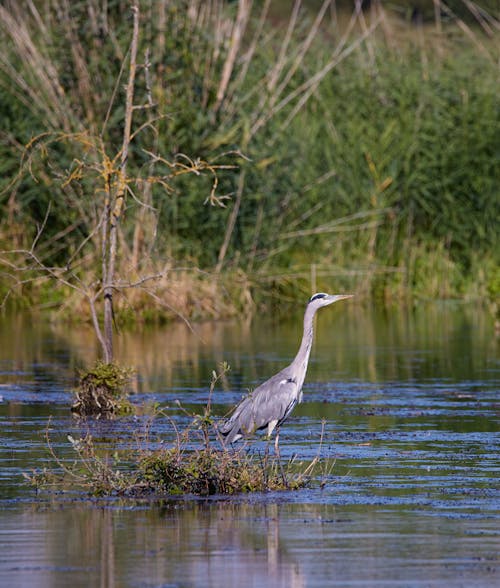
xmin=218 ymin=419 xmax=241 ymax=444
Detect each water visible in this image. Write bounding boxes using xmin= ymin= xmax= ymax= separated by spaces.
xmin=0 ymin=303 xmax=499 ymax=587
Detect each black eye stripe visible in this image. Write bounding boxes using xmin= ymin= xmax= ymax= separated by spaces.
xmin=309 ymin=293 xmax=327 ymax=302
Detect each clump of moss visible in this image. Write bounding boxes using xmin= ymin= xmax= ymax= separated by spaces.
xmin=138 ymin=447 xmax=304 ymax=496
xmin=71 ymin=361 xmax=134 ymax=417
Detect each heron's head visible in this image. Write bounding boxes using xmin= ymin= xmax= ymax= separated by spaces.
xmin=308 ymin=292 xmax=353 ymax=308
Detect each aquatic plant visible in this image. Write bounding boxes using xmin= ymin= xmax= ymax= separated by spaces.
xmin=25 ymin=364 xmax=326 ymax=497
xmin=71 ymin=361 xmax=135 ymax=417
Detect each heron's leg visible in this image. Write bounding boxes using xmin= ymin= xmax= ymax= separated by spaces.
xmin=265 ymin=420 xmax=278 ymax=462
xmin=264 ymin=435 xmax=270 ymax=462
xmin=274 ymin=429 xmax=281 ymax=460
xmin=274 ymin=427 xmax=289 ymax=488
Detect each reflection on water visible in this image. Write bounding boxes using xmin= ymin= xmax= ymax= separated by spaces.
xmin=0 ymin=303 xmax=499 ymax=586
xmin=0 ymin=501 xmax=498 ymax=588
xmin=1 ymin=302 xmax=497 ymax=391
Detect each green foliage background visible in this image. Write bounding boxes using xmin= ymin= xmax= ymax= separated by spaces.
xmin=0 ymin=0 xmax=498 ymax=314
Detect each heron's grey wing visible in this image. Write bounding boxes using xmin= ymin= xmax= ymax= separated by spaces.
xmin=223 ymin=375 xmax=300 ymax=438
xmin=255 ymin=375 xmax=301 ymax=428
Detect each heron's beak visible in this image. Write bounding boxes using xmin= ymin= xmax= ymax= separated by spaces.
xmin=328 ymin=294 xmax=354 ymax=303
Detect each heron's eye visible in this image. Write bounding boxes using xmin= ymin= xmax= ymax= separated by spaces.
xmin=309 ymin=293 xmax=327 ymax=302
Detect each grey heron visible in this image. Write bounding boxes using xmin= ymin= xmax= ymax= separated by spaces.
xmin=219 ymin=293 xmax=353 ymax=453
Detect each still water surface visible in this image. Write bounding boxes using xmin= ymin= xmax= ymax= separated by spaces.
xmin=0 ymin=303 xmax=498 ymax=587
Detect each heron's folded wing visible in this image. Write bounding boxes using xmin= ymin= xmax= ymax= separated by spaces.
xmin=220 ymin=374 xmax=299 ymax=438
xmin=248 ymin=376 xmax=299 ymax=431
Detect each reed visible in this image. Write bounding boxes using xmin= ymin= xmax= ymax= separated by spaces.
xmin=0 ymin=1 xmax=498 ymax=318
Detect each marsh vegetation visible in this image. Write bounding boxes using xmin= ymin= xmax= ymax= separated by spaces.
xmin=0 ymin=0 xmax=497 ymax=329
xmin=27 ymin=364 xmax=324 ymax=496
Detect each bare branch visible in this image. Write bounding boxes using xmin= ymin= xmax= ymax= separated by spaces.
xmin=30 ymin=201 xmax=51 ymax=253
xmin=140 ymin=289 xmax=196 ymax=334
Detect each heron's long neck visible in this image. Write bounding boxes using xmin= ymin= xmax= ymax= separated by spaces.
xmin=290 ymin=306 xmax=316 ymax=384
